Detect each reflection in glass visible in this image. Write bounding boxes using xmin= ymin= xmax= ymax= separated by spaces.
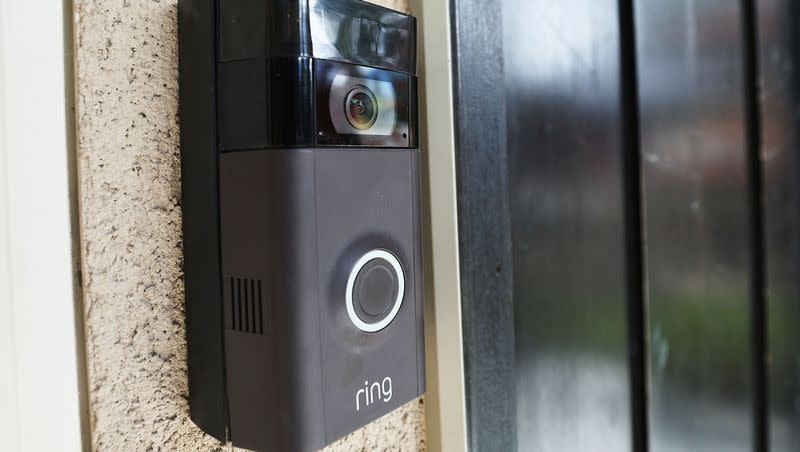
xmin=756 ymin=0 xmax=800 ymax=450
xmin=503 ymin=1 xmax=632 ymax=450
xmin=635 ymin=1 xmax=753 ymax=450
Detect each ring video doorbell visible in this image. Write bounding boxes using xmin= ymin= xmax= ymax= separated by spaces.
xmin=178 ymin=1 xmax=425 ymax=450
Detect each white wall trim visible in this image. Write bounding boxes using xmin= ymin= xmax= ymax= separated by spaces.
xmin=0 ymin=0 xmax=86 ymax=450
xmin=407 ymin=0 xmax=469 ymax=450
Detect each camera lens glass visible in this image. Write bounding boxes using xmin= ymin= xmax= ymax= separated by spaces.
xmin=345 ymin=85 xmax=378 ymax=130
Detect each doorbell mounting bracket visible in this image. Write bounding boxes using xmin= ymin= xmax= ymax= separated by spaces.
xmin=178 ymin=0 xmax=425 ymax=450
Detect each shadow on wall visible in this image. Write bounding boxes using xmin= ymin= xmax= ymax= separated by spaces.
xmin=74 ymin=0 xmax=424 ymax=450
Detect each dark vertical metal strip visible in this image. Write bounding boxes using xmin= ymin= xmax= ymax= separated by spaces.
xmin=256 ymin=280 xmax=263 ymax=334
xmin=740 ymin=1 xmax=768 ymax=450
xmin=230 ymin=279 xmax=235 ymax=330
xmin=449 ymin=0 xmax=516 ymax=449
xmin=244 ymin=279 xmax=248 ymax=332
xmin=237 ymin=278 xmax=243 ymax=332
xmin=249 ymin=279 xmax=255 ymax=333
xmin=618 ymin=1 xmax=649 ymax=450
xmin=753 ymin=0 xmax=800 ymax=449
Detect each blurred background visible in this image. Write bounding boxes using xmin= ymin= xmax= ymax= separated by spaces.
xmin=455 ymin=0 xmax=800 ymax=451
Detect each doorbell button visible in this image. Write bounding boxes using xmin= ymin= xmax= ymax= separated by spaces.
xmin=354 ymin=260 xmax=397 ymax=317
xmin=346 ymin=250 xmax=405 ymax=333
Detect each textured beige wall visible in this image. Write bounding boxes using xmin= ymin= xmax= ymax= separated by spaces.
xmin=73 ymin=0 xmax=425 ymax=450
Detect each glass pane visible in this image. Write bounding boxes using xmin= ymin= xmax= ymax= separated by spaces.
xmin=455 ymin=1 xmax=769 ymax=451
xmin=756 ymin=0 xmax=800 ymax=449
xmin=634 ymin=1 xmax=754 ymax=450
xmin=503 ymin=1 xmax=633 ymax=450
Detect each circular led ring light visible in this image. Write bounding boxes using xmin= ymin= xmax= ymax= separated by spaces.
xmin=345 ymin=249 xmax=405 ymax=333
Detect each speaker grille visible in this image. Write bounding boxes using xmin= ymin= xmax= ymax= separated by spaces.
xmin=229 ymin=277 xmax=264 ymax=334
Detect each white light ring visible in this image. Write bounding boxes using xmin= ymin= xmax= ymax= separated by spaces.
xmin=345 ymin=249 xmax=405 ymax=333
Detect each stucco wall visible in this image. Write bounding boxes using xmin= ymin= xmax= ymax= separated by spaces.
xmin=73 ymin=0 xmax=425 ymax=450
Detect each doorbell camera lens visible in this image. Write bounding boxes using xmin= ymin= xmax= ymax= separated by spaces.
xmin=327 ymin=72 xmax=399 ymax=137
xmin=345 ymin=86 xmax=378 ymax=130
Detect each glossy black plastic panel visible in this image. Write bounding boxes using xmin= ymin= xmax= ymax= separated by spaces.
xmin=634 ymin=1 xmax=755 ymax=450
xmin=218 ymin=0 xmax=415 ymax=75
xmin=503 ymin=1 xmax=633 ymax=450
xmin=216 ymin=1 xmax=418 ymax=150
xmin=309 ymin=0 xmax=416 ymax=75
xmin=217 ymin=56 xmax=418 ymax=150
xmin=755 ymin=0 xmax=800 ymax=449
xmin=217 ymin=57 xmax=314 ymax=150
xmin=219 ymin=0 xmax=311 ymax=62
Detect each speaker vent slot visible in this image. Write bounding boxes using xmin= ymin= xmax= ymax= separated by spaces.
xmin=229 ymin=277 xmax=264 ymax=334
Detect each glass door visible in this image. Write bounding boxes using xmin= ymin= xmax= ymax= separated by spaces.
xmin=451 ymin=0 xmax=799 ymax=450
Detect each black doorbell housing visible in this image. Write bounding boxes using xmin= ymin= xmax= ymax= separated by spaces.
xmin=178 ymin=0 xmax=424 ymax=450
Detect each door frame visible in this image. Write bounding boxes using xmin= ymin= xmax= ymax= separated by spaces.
xmin=0 ymin=0 xmax=87 ymax=450
xmin=407 ymin=0 xmax=469 ymax=450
